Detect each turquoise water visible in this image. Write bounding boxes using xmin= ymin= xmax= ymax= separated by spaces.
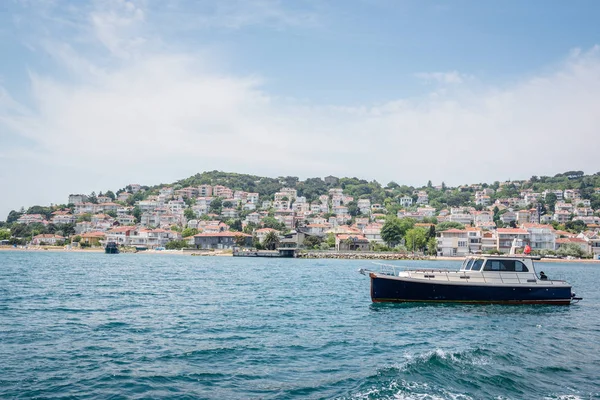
xmin=1 ymin=252 xmax=599 ymax=399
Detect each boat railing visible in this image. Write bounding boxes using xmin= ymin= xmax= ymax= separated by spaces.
xmin=399 ymin=269 xmax=567 ymax=285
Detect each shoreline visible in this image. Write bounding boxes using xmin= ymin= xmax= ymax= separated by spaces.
xmin=1 ymin=246 xmax=598 ymax=263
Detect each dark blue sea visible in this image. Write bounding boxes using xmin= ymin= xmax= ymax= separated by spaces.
xmin=1 ymin=251 xmax=599 ymax=399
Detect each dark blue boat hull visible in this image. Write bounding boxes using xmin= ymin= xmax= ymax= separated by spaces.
xmin=370 ymin=274 xmax=573 ymax=305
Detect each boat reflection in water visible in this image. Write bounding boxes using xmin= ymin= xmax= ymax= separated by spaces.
xmin=360 ymin=255 xmax=582 ymax=305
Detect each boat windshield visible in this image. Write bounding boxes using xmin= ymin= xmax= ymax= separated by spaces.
xmin=469 ymin=259 xmax=484 ymax=271
xmin=462 ymin=259 xmax=474 ymax=271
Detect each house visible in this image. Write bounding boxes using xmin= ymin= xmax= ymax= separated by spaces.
xmin=255 ymin=228 xmax=278 ymax=243
xmin=578 ymin=232 xmax=600 ymax=257
xmin=105 ymin=226 xmax=138 ymax=245
xmin=17 ymin=214 xmax=47 ymax=225
xmin=117 ymin=192 xmax=132 ymax=202
xmin=68 ymin=194 xmax=89 ymax=204
xmin=496 ymin=228 xmax=530 ymax=253
xmin=32 ymin=234 xmax=65 ymax=245
xmin=335 ymin=234 xmax=370 ymax=251
xmin=436 ymin=229 xmax=469 ymax=256
xmin=245 ymin=212 xmax=261 ymax=225
xmin=193 ymin=232 xmax=251 ymax=249
xmin=521 ymin=223 xmax=555 ymax=251
xmin=198 ymin=184 xmax=213 ymax=197
xmin=117 ymin=214 xmax=136 ymax=225
xmin=221 ymin=208 xmax=238 ymax=218
xmin=399 ymin=196 xmax=413 ymax=207
xmin=500 ymin=212 xmax=516 ymax=225
xmin=555 ymin=237 xmax=590 ymax=254
xmin=515 ymin=210 xmax=531 ymax=225
xmin=448 ymin=213 xmax=473 ymax=225
xmin=363 ymin=223 xmax=383 ymax=243
xmin=305 ymin=224 xmax=328 ymax=236
xmin=465 ymin=227 xmax=482 ymax=253
xmin=80 ymin=231 xmax=106 ymax=247
xmin=51 ymin=214 xmax=77 ymax=225
xmin=553 ymin=210 xmax=571 ymax=224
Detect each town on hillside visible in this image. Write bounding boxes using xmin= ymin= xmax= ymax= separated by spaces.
xmin=2 ymin=170 xmax=600 ymax=259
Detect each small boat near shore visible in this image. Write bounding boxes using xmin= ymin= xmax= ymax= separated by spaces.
xmin=359 ymin=255 xmax=582 ymax=305
xmin=105 ymin=242 xmax=119 ymax=254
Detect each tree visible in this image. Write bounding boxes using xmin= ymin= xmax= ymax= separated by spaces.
xmin=303 ymin=235 xmax=322 ymax=249
xmin=181 ymin=228 xmax=199 ymax=238
xmin=210 ymin=198 xmax=223 ymax=213
xmin=6 ymin=210 xmax=23 ymax=223
xmin=545 ymin=193 xmax=557 ymax=212
xmin=222 ymin=200 xmax=234 ymax=208
xmin=184 ymin=208 xmax=196 ymax=220
xmin=381 ymin=217 xmax=403 ymax=247
xmin=106 ymin=211 xmax=117 ymax=218
xmin=132 ymin=206 xmax=142 ymax=223
xmin=263 ymin=231 xmax=280 ymax=250
xmin=234 ymin=234 xmax=248 ymax=247
xmin=427 ymin=237 xmax=438 ymax=256
xmin=565 ymin=220 xmax=586 ymax=233
xmin=436 ymin=221 xmax=465 ymax=232
xmin=0 ymin=229 xmax=11 ymax=240
xmin=166 ymin=240 xmax=188 ymax=250
xmin=262 ymin=217 xmax=285 ymax=231
xmin=405 ymin=228 xmax=427 ymax=252
xmin=326 ymin=232 xmax=336 ymax=248
xmin=105 ymin=190 xmax=116 ymax=200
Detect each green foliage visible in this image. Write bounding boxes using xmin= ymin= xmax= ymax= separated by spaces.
xmin=72 ymin=235 xmax=82 ymax=243
xmin=380 ymin=217 xmax=414 ymax=247
xmin=228 ymin=219 xmax=243 ymax=231
xmin=263 ymin=231 xmax=280 ymax=250
xmin=6 ymin=210 xmax=23 ymax=224
xmin=427 ymin=237 xmax=438 ymax=256
xmin=0 ymin=229 xmax=11 ymax=240
xmin=405 ymin=228 xmax=428 ymax=251
xmin=261 ymin=217 xmax=286 ymax=231
xmin=106 ymin=211 xmax=117 ymax=218
xmin=303 ymin=235 xmax=322 ymax=249
xmin=26 ymin=206 xmax=54 ymax=219
xmin=233 ymin=234 xmax=247 ymax=247
xmin=132 ymin=206 xmax=142 ymax=223
xmin=166 ymin=240 xmax=188 ymax=250
xmin=564 ymin=220 xmax=586 ymax=233
xmin=556 ymin=243 xmax=589 ymax=258
xmin=181 ymin=228 xmax=199 ymax=238
xmin=326 ymin=232 xmax=336 ymax=248
xmin=105 ymin=190 xmax=116 ymax=200
xmin=210 ymin=198 xmax=223 ymax=213
xmin=184 ymin=208 xmax=196 ymax=220
xmin=436 ymin=221 xmax=465 ymax=232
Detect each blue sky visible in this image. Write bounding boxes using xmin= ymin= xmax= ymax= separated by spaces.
xmin=1 ymin=0 xmax=600 ymax=219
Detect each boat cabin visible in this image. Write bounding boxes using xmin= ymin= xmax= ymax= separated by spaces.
xmin=460 ymin=256 xmax=536 ymax=274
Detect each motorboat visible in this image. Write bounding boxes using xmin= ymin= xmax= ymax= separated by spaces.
xmin=359 ymin=255 xmax=581 ymax=305
xmin=105 ymin=241 xmax=119 ymax=254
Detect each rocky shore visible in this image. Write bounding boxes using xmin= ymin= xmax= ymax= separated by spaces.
xmin=298 ymin=251 xmax=430 ymax=260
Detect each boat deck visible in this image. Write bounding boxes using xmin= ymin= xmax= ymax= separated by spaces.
xmin=375 ymin=267 xmax=569 ymax=286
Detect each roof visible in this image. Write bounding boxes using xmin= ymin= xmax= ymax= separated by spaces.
xmin=337 ymin=234 xmax=369 ymax=242
xmin=496 ymin=228 xmax=529 ymax=234
xmin=194 ymin=232 xmax=251 ymax=237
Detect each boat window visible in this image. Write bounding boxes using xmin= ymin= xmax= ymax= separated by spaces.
xmin=470 ymin=259 xmax=484 ymax=271
xmin=483 ymin=260 xmax=529 ymax=272
xmin=464 ymin=259 xmax=474 ymax=271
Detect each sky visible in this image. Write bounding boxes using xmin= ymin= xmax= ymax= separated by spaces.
xmin=1 ymin=0 xmax=600 ymax=220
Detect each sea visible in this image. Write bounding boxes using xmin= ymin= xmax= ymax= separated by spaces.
xmin=1 ymin=251 xmax=599 ymax=400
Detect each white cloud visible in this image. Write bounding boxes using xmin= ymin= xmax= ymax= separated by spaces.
xmin=415 ymin=71 xmax=471 ymax=84
xmin=1 ymin=2 xmax=600 ymax=219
